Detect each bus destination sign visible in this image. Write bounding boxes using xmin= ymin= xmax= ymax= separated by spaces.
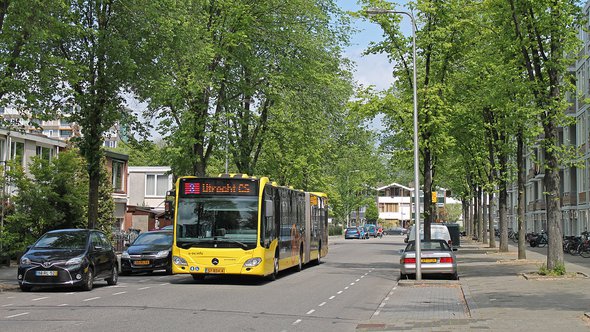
xmin=181 ymin=179 xmax=257 ymax=196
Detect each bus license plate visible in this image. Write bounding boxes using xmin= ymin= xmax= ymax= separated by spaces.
xmin=205 ymin=267 xmax=225 ymax=274
xmin=36 ymin=270 xmax=58 ymax=276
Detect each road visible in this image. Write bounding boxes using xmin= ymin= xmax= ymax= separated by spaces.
xmin=0 ymin=236 xmax=404 ymax=332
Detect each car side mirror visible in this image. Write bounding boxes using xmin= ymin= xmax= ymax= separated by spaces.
xmin=399 ymin=249 xmax=405 ymax=254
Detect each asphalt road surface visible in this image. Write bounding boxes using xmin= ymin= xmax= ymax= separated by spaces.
xmin=0 ymin=235 xmax=405 ymax=332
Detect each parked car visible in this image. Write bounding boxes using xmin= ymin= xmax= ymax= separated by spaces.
xmin=399 ymin=239 xmax=458 ymax=280
xmin=383 ymin=227 xmax=406 ymax=235
xmin=17 ymin=229 xmax=118 ymax=292
xmin=344 ymin=227 xmax=367 ymax=239
xmin=121 ymin=230 xmax=173 ymax=275
xmin=363 ymin=224 xmax=377 ymax=237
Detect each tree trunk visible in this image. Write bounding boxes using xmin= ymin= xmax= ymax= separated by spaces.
xmin=478 ymin=186 xmax=484 ymax=242
xmin=423 ymin=148 xmax=433 ymax=241
xmin=483 ymin=191 xmax=488 ymax=243
xmin=517 ymin=128 xmax=526 ymax=259
xmin=543 ymin=119 xmax=564 ymax=270
xmin=488 ymin=192 xmax=496 ymax=248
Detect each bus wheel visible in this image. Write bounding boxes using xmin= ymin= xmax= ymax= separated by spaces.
xmin=296 ymin=248 xmax=303 ymax=272
xmin=315 ymin=244 xmax=322 ymax=265
xmin=267 ymin=254 xmax=278 ymax=281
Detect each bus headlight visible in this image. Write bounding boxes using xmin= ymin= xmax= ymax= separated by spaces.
xmin=173 ymin=256 xmax=188 ymax=266
xmin=243 ymin=257 xmax=262 ymax=267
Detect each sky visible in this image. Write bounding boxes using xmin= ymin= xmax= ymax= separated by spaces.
xmin=337 ymin=0 xmax=411 ymax=91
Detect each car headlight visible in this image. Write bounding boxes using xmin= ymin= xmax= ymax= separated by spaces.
xmin=172 ymin=256 xmax=188 ymax=266
xmin=66 ymin=256 xmax=84 ymax=266
xmin=155 ymin=250 xmax=169 ymax=258
xmin=20 ymin=256 xmax=31 ymax=266
xmin=121 ymin=251 xmax=130 ymax=259
xmin=243 ymin=257 xmax=262 ymax=267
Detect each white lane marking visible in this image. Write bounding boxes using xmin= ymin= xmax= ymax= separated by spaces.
xmin=58 ymin=304 xmax=68 ymax=307
xmin=329 ymin=296 xmax=335 ymax=300
xmin=350 ymin=282 xmax=355 ymax=286
xmin=7 ymin=296 xmax=15 ymax=299
xmin=66 ymin=292 xmax=75 ymax=295
xmin=337 ymin=291 xmax=343 ymax=294
xmin=344 ymin=286 xmax=349 ymax=290
xmin=2 ymin=304 xmax=13 ymax=307
xmin=112 ymin=291 xmax=127 ymax=296
xmin=159 ymin=283 xmax=168 ymax=286
xmin=384 ymin=297 xmax=390 ymax=301
xmin=319 ymin=302 xmax=326 ymax=307
xmin=83 ymin=297 xmax=100 ymax=302
xmin=32 ymin=297 xmax=49 ymax=301
xmin=374 ymin=310 xmax=381 ymax=316
xmin=361 ymin=275 xmax=365 ymax=278
xmin=306 ymin=309 xmax=315 ymax=315
xmin=379 ymin=303 xmax=386 ymax=308
xmin=292 ymin=319 xmax=302 ymax=325
xmin=112 ymin=285 xmax=127 ymax=288
xmin=138 ymin=286 xmax=151 ymax=290
xmin=6 ymin=312 xmax=29 ymax=319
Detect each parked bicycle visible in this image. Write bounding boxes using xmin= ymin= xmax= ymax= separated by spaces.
xmin=529 ymin=230 xmax=548 ymax=248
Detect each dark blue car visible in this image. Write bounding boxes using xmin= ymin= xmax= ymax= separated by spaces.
xmin=345 ymin=227 xmax=367 ymax=239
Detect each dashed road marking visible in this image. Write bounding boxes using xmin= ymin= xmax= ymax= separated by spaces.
xmin=292 ymin=319 xmax=302 ymax=325
xmin=113 ymin=291 xmax=127 ymax=296
xmin=83 ymin=297 xmax=100 ymax=302
xmin=6 ymin=312 xmax=29 ymax=319
xmin=306 ymin=309 xmax=315 ymax=315
xmin=138 ymin=286 xmax=151 ymax=290
xmin=329 ymin=295 xmax=335 ymax=300
xmin=319 ymin=302 xmax=326 ymax=307
xmin=32 ymin=296 xmax=49 ymax=301
xmin=58 ymin=304 xmax=68 ymax=307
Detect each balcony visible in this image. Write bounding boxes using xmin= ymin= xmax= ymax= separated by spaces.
xmin=579 ymin=192 xmax=587 ymax=204
xmin=561 ymin=192 xmax=576 ymax=206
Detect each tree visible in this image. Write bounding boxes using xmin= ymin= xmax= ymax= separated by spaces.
xmin=4 ymin=150 xmax=88 ymax=251
xmin=505 ymin=0 xmax=581 ymax=271
xmin=365 ymin=200 xmax=380 ymax=223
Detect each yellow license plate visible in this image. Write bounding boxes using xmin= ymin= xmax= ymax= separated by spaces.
xmin=205 ymin=267 xmax=225 ymax=274
xmin=421 ymin=258 xmax=437 ymax=263
xmin=134 ymin=260 xmax=150 ymax=265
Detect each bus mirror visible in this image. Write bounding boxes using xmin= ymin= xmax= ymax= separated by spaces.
xmin=265 ymin=200 xmax=273 ymax=217
xmin=164 ymin=190 xmax=175 ymax=218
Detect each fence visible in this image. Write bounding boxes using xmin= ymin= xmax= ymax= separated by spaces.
xmin=112 ymin=230 xmax=140 ymax=253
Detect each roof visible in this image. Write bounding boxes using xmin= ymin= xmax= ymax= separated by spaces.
xmin=376 ymin=183 xmax=413 ymax=191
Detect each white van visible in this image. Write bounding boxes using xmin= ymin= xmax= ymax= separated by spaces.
xmin=406 ymin=224 xmax=454 ymax=249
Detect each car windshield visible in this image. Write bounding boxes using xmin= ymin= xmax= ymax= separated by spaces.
xmin=346 ymin=228 xmax=358 ymax=232
xmin=34 ymin=231 xmax=88 ymax=250
xmin=132 ymin=232 xmax=172 ymax=246
xmin=405 ymin=241 xmax=450 ymax=251
xmin=176 ymin=196 xmax=258 ymax=249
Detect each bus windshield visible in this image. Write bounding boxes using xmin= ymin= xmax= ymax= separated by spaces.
xmin=175 ymin=196 xmax=258 ymax=250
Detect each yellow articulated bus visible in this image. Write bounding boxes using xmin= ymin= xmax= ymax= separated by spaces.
xmin=167 ymin=174 xmax=328 ymax=281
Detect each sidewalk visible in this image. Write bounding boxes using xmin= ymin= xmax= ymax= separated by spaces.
xmin=361 ymin=239 xmax=590 ymax=331
xmin=0 ymin=260 xmax=18 ymax=292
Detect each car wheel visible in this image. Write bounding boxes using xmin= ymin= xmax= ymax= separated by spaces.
xmin=81 ymin=268 xmax=94 ymax=291
xmin=106 ymin=265 xmax=118 ymax=285
xmin=19 ymin=284 xmax=32 ymax=292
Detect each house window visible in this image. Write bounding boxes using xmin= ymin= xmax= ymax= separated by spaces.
xmin=36 ymin=146 xmax=52 ymax=161
xmin=146 ymin=174 xmax=169 ymax=196
xmin=60 ymin=129 xmax=72 ymax=138
xmin=11 ymin=141 xmax=24 ymax=165
xmin=112 ymin=160 xmax=124 ymax=191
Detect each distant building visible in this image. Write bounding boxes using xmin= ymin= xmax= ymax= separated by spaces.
xmin=125 ymin=166 xmax=173 ymax=232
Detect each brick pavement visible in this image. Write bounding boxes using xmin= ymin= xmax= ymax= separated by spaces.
xmin=360 ymin=239 xmax=590 ymax=331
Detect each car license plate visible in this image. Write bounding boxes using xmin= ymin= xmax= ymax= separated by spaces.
xmin=36 ymin=270 xmax=58 ymax=276
xmin=421 ymin=258 xmax=437 ymax=263
xmin=205 ymin=267 xmax=225 ymax=274
xmin=134 ymin=260 xmax=150 ymax=265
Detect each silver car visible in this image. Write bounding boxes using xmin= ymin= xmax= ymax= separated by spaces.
xmin=399 ymin=239 xmax=458 ymax=280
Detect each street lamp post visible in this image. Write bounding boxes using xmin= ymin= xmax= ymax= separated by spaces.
xmin=366 ymin=7 xmax=421 ymax=280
